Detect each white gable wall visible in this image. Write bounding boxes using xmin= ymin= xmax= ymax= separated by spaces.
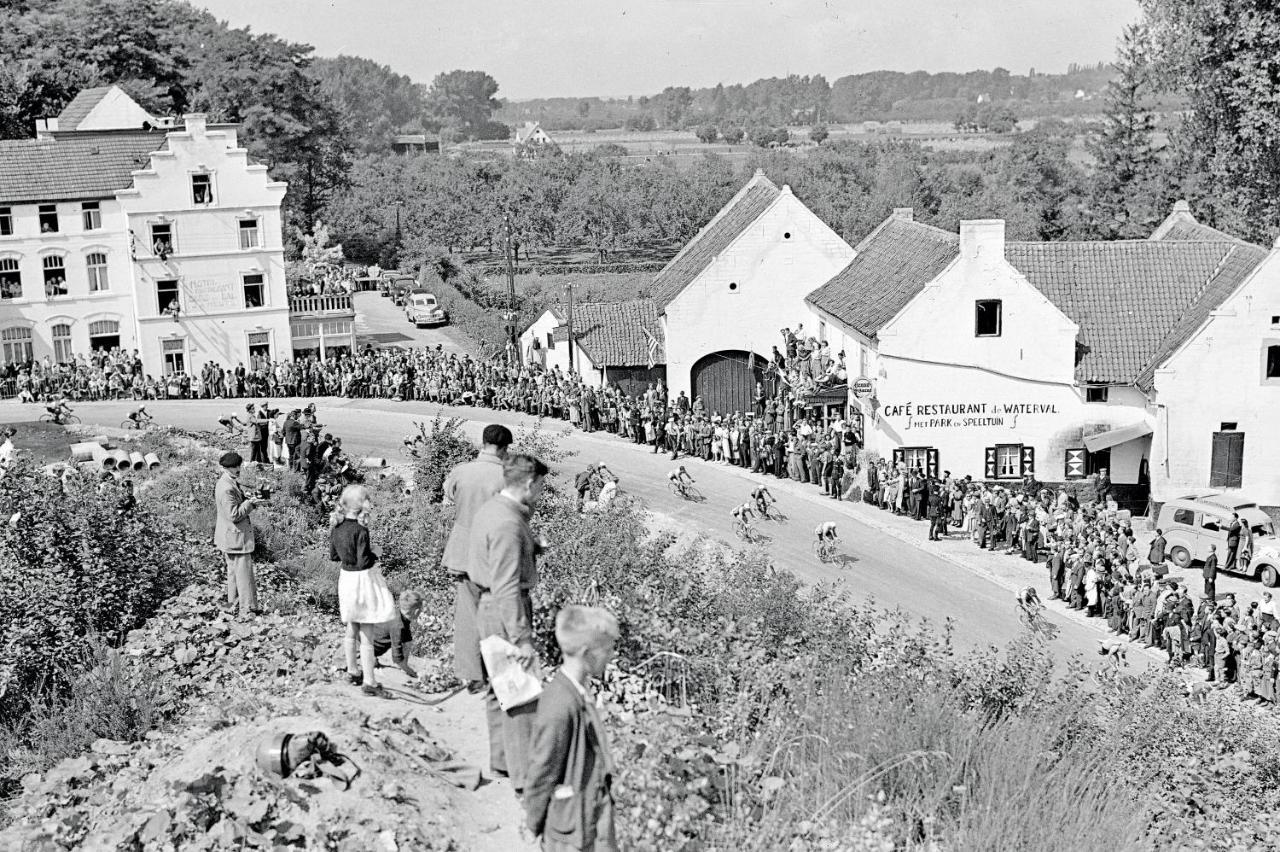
xmin=519 ymin=309 xmax=601 ymax=385
xmin=78 ymin=87 xmax=155 ymax=131
xmin=869 ymin=221 xmax=1150 ymax=483
xmin=664 ymin=188 xmax=855 ymax=398
xmin=1152 ymin=245 xmax=1280 ymax=507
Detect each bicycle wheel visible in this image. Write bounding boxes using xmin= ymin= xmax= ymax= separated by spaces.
xmin=812 ymin=539 xmax=826 ymax=561
xmin=120 ymin=420 xmax=136 ymax=430
xmin=67 ymin=414 xmax=80 ymax=425
xmin=38 ymin=413 xmax=54 ymax=424
xmin=684 ymin=485 xmax=702 ymax=502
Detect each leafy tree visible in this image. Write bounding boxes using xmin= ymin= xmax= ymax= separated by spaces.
xmin=656 ymin=86 xmax=693 ymax=127
xmin=750 ymin=125 xmax=776 ymax=147
xmin=695 ymin=124 xmax=718 ymax=143
xmin=809 ymin=124 xmax=829 ymax=143
xmin=722 ymin=126 xmax=745 ymax=144
xmin=309 ymin=55 xmax=429 ymax=153
xmin=424 ymin=69 xmax=500 ymax=139
xmin=1136 ymin=0 xmax=1280 ymax=239
xmin=772 ymin=127 xmax=790 ymax=145
xmin=1086 ymin=25 xmax=1168 ymax=238
xmin=624 ymin=113 xmax=657 ymax=132
xmin=577 ymin=99 xmax=591 ymax=118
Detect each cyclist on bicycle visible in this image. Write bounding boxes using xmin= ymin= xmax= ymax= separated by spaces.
xmin=1016 ymin=586 xmax=1045 ymax=619
xmin=752 ymin=484 xmax=775 ymax=516
xmin=128 ymin=405 xmax=153 ymax=427
xmin=815 ymin=521 xmax=838 ymax=543
xmin=731 ymin=502 xmax=756 ymax=533
xmin=218 ymin=409 xmax=249 ymax=432
xmin=46 ymin=396 xmax=73 ymax=424
xmin=668 ymin=465 xmax=695 ymax=488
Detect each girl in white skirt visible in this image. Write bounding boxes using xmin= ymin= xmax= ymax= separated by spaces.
xmin=329 ymin=484 xmax=398 ymax=697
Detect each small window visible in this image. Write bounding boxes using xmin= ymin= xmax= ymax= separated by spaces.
xmin=156 ymin=279 xmax=180 ymax=314
xmin=1271 ymin=315 xmax=1280 ymax=326
xmin=242 ymin=273 xmax=265 ymax=308
xmin=0 ymin=258 xmax=20 ymax=299
xmin=1085 ymin=386 xmax=1109 ymax=403
xmin=191 ymin=173 xmax=214 ymax=205
xmin=1266 ymin=345 xmax=1280 ymax=380
xmin=162 ymin=338 xmax=186 ymax=375
xmin=1 ymin=326 xmax=32 ymax=363
xmin=0 ymin=207 xmax=12 ymax=236
xmin=1171 ymin=508 xmax=1195 ymax=526
xmin=975 ymin=299 xmax=1002 ymax=337
xmin=783 ymin=231 xmax=791 ymax=239
xmin=728 ymin=281 xmax=739 ymax=292
xmin=86 ymin=252 xmax=109 ymax=292
xmin=238 ymin=218 xmax=260 ymax=249
xmin=1202 ymin=516 xmax=1223 ymax=533
xmin=38 ymin=204 xmax=58 ymax=233
xmin=150 ymin=222 xmax=174 ymax=258
xmin=1221 ymin=422 xmax=1238 ymax=431
xmin=247 ymin=331 xmax=271 ymax=360
xmin=81 ymin=201 xmax=101 ymax=231
xmin=546 ymin=332 xmax=554 ymax=349
xmin=42 ymin=255 xmax=67 ymax=296
xmin=995 ymin=443 xmax=1022 ymax=478
xmin=51 ymin=323 xmax=73 ymax=364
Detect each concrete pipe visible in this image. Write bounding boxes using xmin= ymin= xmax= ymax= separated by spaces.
xmin=361 ymin=457 xmax=388 ymax=469
xmin=143 ymin=452 xmax=160 ymax=470
xmin=110 ymin=449 xmax=131 ymax=471
xmin=128 ymin=452 xmax=146 ymax=472
xmin=70 ymin=441 xmax=104 ymax=462
xmin=91 ymin=445 xmax=114 ymax=471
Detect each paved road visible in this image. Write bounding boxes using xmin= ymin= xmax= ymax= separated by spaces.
xmin=353 ymin=291 xmax=474 ymax=355
xmin=4 ymin=395 xmax=1139 ymax=664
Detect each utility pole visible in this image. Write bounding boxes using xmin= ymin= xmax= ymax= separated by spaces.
xmin=565 ymin=282 xmax=574 ymax=373
xmin=394 ymin=200 xmax=403 ymax=260
xmin=504 ymin=211 xmax=520 ymax=364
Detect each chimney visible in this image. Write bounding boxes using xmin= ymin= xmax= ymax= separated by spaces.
xmin=1172 ymin=199 xmax=1192 ymax=214
xmin=183 ymin=113 xmax=207 ymax=135
xmin=959 ymin=219 xmax=1005 ymax=261
xmin=892 ymin=207 xmax=914 ymax=221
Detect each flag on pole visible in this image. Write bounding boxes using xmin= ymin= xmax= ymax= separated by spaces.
xmin=642 ymin=326 xmax=660 ymax=370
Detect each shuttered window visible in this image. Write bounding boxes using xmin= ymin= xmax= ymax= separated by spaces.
xmin=986 ymin=444 xmax=1034 ymax=479
xmin=1209 ymin=431 xmax=1244 ymax=489
xmin=1064 ymin=448 xmax=1086 ymax=480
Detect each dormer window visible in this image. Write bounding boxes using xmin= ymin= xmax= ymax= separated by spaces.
xmin=1085 ymin=386 xmax=1109 ymax=403
xmin=191 ymin=173 xmax=213 ymax=205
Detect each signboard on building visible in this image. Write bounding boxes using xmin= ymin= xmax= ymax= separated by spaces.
xmin=183 ymin=278 xmax=240 ymax=314
xmin=852 ymin=377 xmax=874 ymax=399
xmin=880 ymin=400 xmax=1061 ymax=431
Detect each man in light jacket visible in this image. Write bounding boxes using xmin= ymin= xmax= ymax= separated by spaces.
xmin=442 ymin=424 xmax=512 ymax=689
xmin=214 ymin=451 xmax=261 ymax=618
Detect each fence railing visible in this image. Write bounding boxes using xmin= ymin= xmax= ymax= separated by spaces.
xmin=289 ymin=294 xmax=353 ymax=315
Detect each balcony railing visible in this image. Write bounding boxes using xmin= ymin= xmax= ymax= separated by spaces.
xmin=289 ymin=293 xmax=353 ymax=316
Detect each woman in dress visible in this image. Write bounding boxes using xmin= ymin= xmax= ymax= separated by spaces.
xmin=330 ymin=484 xmax=398 ymax=698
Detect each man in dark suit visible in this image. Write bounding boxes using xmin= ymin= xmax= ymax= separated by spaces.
xmin=1203 ymin=544 xmax=1219 ymax=602
xmin=213 ymin=452 xmax=261 ymax=618
xmin=1047 ymin=541 xmax=1066 ymax=600
xmin=1225 ymin=513 xmax=1242 ymax=572
xmin=525 ymin=605 xmax=620 ymax=850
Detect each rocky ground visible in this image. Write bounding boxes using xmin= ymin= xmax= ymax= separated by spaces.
xmin=0 ymin=586 xmax=533 ymax=852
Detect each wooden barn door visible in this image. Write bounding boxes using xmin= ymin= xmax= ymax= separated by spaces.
xmin=690 ymin=350 xmax=760 ymax=418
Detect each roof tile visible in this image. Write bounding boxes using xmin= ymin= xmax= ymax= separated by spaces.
xmin=554 ymin=299 xmax=664 ymax=366
xmin=0 ymin=131 xmax=164 ymax=204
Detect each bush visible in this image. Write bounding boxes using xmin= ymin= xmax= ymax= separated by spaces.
xmin=405 ymin=416 xmax=478 ymax=502
xmin=696 ymin=124 xmax=718 ymax=143
xmin=723 ymin=127 xmax=745 ymax=144
xmin=809 ymin=124 xmax=829 ymax=143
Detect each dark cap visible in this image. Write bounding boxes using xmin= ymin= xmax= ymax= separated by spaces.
xmin=219 ymin=451 xmax=243 ymax=468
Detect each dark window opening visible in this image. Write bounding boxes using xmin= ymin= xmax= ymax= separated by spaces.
xmin=191 ymin=173 xmax=213 ymax=205
xmin=81 ymin=201 xmax=101 ymax=230
xmin=1221 ymin=422 xmax=1238 ymax=431
xmin=150 ymin=223 xmax=174 ymax=258
xmin=243 ymin=273 xmax=265 ymax=308
xmin=783 ymin=231 xmax=791 ymax=239
xmin=1267 ymin=345 xmax=1280 ymax=379
xmin=0 ymin=207 xmax=12 ymax=236
xmin=42 ymin=255 xmax=66 ymax=296
xmin=38 ymin=204 xmax=58 ymax=233
xmin=1085 ymin=386 xmax=1109 ymax=403
xmin=0 ymin=258 xmax=20 ymax=299
xmin=728 ymin=281 xmax=738 ymax=292
xmin=975 ymin=299 xmax=1002 ymax=337
xmin=157 ymin=279 xmax=179 ymax=314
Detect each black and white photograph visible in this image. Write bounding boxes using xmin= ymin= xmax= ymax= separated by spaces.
xmin=1 ymin=0 xmax=1278 ymax=848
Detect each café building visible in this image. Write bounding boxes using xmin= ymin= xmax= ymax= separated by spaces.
xmin=806 ymin=208 xmax=1266 ymax=506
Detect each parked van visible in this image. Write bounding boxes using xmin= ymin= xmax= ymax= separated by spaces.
xmin=1157 ymin=494 xmax=1277 ymax=584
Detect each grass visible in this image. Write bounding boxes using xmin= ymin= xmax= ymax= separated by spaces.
xmin=5 ymin=420 xmax=80 ymax=467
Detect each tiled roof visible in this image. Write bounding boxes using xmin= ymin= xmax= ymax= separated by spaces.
xmin=804 ymin=210 xmax=1268 ymax=389
xmin=1156 ymin=219 xmax=1248 ymax=244
xmin=550 ymin=299 xmax=664 ymax=366
xmin=0 ymin=131 xmax=163 ymax=203
xmin=805 ymin=216 xmax=959 ymax=337
xmin=649 ymin=171 xmax=781 ymax=309
xmin=1005 ymin=240 xmax=1268 ymax=388
xmin=56 ymin=86 xmax=115 ymax=130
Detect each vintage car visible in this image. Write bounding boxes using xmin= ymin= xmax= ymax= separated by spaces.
xmin=1157 ymin=494 xmax=1278 ymax=585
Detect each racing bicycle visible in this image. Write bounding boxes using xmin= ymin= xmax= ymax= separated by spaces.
xmin=39 ymin=412 xmax=80 ymax=426
xmin=668 ymin=479 xmax=702 ymax=502
xmin=813 ymin=536 xmax=841 ymax=563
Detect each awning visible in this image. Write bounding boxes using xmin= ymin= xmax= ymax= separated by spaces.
xmin=805 ymin=384 xmax=849 ymax=404
xmin=1084 ymin=421 xmax=1154 ymax=452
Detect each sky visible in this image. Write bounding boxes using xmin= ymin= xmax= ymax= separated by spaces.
xmin=189 ymin=0 xmax=1141 ymax=100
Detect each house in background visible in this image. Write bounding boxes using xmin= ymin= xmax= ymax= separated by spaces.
xmin=0 ymin=87 xmax=295 ymax=376
xmin=520 ymin=299 xmax=665 ymax=396
xmin=513 ymin=122 xmax=559 ymax=159
xmin=391 ymin=133 xmax=440 ymax=155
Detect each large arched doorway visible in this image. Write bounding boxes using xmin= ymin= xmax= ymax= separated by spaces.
xmin=690 ymin=350 xmax=763 ymax=418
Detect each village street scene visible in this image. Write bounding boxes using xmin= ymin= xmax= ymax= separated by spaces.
xmin=3 ymin=0 xmax=1280 ymax=849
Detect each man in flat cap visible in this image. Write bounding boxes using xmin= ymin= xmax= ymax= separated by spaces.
xmin=215 ymin=451 xmax=262 ymax=618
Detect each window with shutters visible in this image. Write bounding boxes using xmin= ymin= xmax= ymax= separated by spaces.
xmin=1209 ymin=430 xmax=1245 ymax=489
xmin=51 ymin=323 xmax=73 ymax=363
xmin=896 ymin=446 xmax=939 ymax=478
xmin=987 ymin=443 xmax=1033 ymax=479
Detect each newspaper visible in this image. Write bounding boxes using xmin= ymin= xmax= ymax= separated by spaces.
xmin=479 ymin=636 xmax=544 ymax=710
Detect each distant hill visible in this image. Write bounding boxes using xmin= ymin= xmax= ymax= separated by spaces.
xmin=495 ymin=65 xmax=1185 ymax=132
